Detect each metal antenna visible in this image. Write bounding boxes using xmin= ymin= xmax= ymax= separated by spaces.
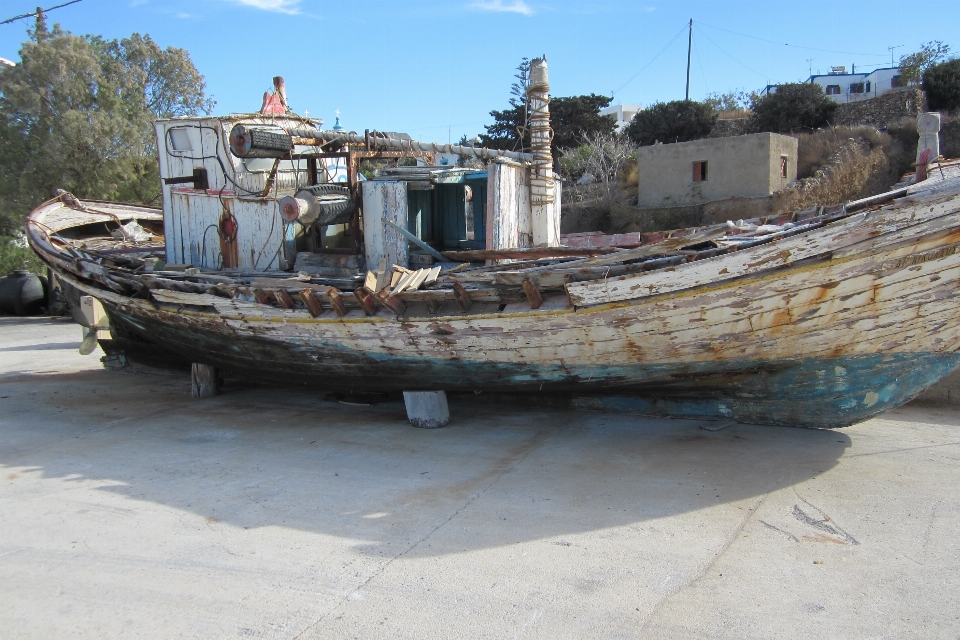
xmin=888 ymin=45 xmax=905 ymax=67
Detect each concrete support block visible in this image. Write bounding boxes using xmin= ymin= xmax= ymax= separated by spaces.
xmin=403 ymin=390 xmax=449 ymax=429
xmin=191 ymin=363 xmax=220 ymax=398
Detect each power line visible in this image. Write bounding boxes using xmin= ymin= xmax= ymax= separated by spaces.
xmin=695 ymin=25 xmax=769 ymax=82
xmin=1 ymin=0 xmax=83 ymax=26
xmin=697 ymin=20 xmax=889 ymax=58
xmin=614 ymin=21 xmax=690 ymax=96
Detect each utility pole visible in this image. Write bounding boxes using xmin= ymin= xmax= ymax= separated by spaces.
xmin=888 ymin=44 xmax=904 ymax=67
xmin=685 ymin=18 xmax=693 ymax=101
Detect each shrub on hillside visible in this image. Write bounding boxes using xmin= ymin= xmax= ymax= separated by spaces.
xmin=624 ymin=100 xmax=716 ymax=146
xmin=749 ymin=83 xmax=837 ymax=134
xmin=923 ymin=59 xmax=960 ymax=112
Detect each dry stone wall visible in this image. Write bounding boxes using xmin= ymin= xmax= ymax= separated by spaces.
xmin=833 ymin=88 xmax=927 ymax=128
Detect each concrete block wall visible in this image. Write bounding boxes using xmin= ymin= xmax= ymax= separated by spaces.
xmin=636 ymin=133 xmax=797 ymax=208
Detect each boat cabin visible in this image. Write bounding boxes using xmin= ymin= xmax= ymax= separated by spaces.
xmin=153 ymin=73 xmax=560 ymax=282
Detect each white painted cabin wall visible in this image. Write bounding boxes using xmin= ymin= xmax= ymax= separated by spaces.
xmin=155 ymin=117 xmax=299 ymax=270
xmin=363 ymin=181 xmax=408 ymax=272
xmin=486 ymin=162 xmax=533 ymax=251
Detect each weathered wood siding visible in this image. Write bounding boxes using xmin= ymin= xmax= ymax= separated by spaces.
xmin=363 ymin=181 xmax=408 ymax=271
xmin=486 ymin=161 xmax=532 ymax=252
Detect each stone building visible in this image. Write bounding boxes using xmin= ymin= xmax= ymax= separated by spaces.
xmin=636 ymin=132 xmax=798 ymax=208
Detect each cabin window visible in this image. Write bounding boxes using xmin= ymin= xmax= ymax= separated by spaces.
xmin=825 ymin=85 xmax=841 ymax=95
xmin=168 ymin=127 xmax=193 ymax=152
xmin=693 ymin=161 xmax=708 ymax=182
xmin=849 ymin=82 xmax=865 ymax=94
xmin=780 ymin=156 xmax=788 ymax=178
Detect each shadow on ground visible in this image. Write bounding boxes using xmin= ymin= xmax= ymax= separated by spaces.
xmin=1 ymin=365 xmax=850 ymax=558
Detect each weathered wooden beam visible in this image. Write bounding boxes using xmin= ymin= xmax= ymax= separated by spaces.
xmin=453 ymin=282 xmax=472 ymax=312
xmin=441 ymin=247 xmax=617 ymax=261
xmin=274 ymin=289 xmax=295 ymax=309
xmin=250 ymin=288 xmax=270 ymax=305
xmin=402 ymin=390 xmax=450 ymax=428
xmin=521 ymin=278 xmax=543 ymax=309
xmin=328 ymin=288 xmax=348 ymax=317
xmin=375 ymin=288 xmax=406 ymax=315
xmin=299 ymin=289 xmax=323 ymax=317
xmin=191 ymin=363 xmax=219 ymax=399
xmin=354 ymin=287 xmax=378 ymax=316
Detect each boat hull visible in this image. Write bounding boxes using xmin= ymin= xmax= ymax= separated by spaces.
xmin=30 ymin=171 xmax=960 ymax=429
xmin=98 ymin=299 xmax=960 ymax=428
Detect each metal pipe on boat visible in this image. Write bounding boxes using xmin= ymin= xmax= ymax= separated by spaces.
xmin=281 ymin=128 xmax=535 ymax=163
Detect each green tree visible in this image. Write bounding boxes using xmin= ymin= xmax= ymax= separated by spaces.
xmin=899 ymin=41 xmax=951 ymax=84
xmin=480 ymin=93 xmax=616 ymax=158
xmin=703 ymin=89 xmax=756 ymax=113
xmin=748 ymin=83 xmax=836 ymax=134
xmin=923 ymin=58 xmax=960 ymax=112
xmin=624 ymin=99 xmax=716 ymax=146
xmin=0 ymin=16 xmax=214 ymax=236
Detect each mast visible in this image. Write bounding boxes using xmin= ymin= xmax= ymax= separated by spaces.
xmin=685 ymin=18 xmax=693 ymax=101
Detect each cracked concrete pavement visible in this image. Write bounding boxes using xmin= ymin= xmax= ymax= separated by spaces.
xmin=1 ymin=316 xmax=959 ymax=638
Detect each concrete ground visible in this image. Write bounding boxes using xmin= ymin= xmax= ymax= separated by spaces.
xmin=2 ymin=317 xmax=959 ymax=639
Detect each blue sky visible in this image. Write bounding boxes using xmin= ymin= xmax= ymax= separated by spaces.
xmin=1 ymin=0 xmax=957 ymax=142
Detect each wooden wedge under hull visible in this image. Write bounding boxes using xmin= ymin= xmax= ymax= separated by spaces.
xmin=27 ymin=166 xmax=960 ymax=428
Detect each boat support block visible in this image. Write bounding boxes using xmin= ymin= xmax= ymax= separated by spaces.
xmin=191 ymin=363 xmax=220 ymax=399
xmin=403 ymin=390 xmax=449 ymax=429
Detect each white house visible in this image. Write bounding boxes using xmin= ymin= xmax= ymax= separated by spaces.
xmin=601 ymin=103 xmax=640 ymax=130
xmin=760 ymin=66 xmax=909 ymax=104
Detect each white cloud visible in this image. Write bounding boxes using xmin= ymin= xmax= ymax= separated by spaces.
xmin=471 ymin=0 xmax=534 ymax=17
xmin=225 ymin=0 xmax=301 ymax=14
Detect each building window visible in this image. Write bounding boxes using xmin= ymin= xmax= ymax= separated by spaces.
xmin=865 ymin=81 xmax=871 ymax=92
xmin=850 ymin=83 xmax=865 ymax=94
xmin=693 ymin=161 xmax=708 ymax=182
xmin=825 ymin=85 xmax=841 ymax=95
xmin=780 ymin=156 xmax=788 ymax=178
xmin=891 ymin=75 xmax=906 ymax=88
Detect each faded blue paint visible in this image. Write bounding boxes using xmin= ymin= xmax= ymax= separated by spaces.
xmin=108 ymin=306 xmax=960 ymax=429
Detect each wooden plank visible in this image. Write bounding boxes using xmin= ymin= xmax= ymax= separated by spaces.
xmin=567 ymin=195 xmax=960 ymax=307
xmin=328 ymin=288 xmax=348 ymax=317
xmin=440 ymin=247 xmax=617 ymax=261
xmin=354 ymin=288 xmax=378 ymax=316
xmin=274 ymin=289 xmax=295 ymax=309
xmin=425 ymin=266 xmax=442 ymax=284
xmin=364 ymin=270 xmax=378 ymax=291
xmin=299 ymin=289 xmax=323 ymax=317
xmin=150 ymin=289 xmax=224 ymax=306
xmin=561 ymin=231 xmax=645 ymax=249
xmin=521 ymin=279 xmax=543 ymax=309
xmin=391 ymin=269 xmax=419 ymax=295
xmin=375 ymin=288 xmax=406 ymax=315
xmin=453 ymin=282 xmax=473 ymax=312
xmin=375 ymin=256 xmax=389 ymax=290
xmin=560 ymin=227 xmax=729 ymax=269
xmin=405 ymin=268 xmax=430 ymax=292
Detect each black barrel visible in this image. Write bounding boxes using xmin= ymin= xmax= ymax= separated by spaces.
xmin=0 ymin=270 xmax=47 ymax=315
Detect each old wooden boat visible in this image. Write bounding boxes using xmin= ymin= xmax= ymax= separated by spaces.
xmin=25 ymin=64 xmax=960 ymax=428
